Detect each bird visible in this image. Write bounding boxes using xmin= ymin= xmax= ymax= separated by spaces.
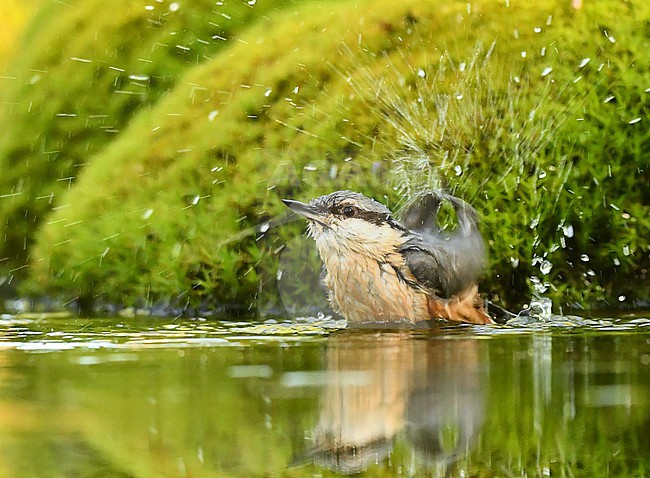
xmin=282 ymin=190 xmax=494 ymax=325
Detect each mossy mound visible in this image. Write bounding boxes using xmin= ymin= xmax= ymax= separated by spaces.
xmin=17 ymin=0 xmax=650 ymax=313
xmin=0 ymin=0 xmax=297 ymax=277
xmin=0 ymin=0 xmax=39 ymax=67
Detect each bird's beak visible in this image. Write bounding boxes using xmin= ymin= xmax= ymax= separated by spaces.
xmin=282 ymin=199 xmax=328 ymax=227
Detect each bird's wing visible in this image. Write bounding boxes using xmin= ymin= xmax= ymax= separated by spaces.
xmin=399 ymin=191 xmax=443 ymax=234
xmin=400 ymin=190 xmax=481 ymax=236
xmin=397 ymin=190 xmax=486 ymax=298
xmin=397 ymin=190 xmax=493 ymax=324
xmin=398 ymin=239 xmax=458 ymax=298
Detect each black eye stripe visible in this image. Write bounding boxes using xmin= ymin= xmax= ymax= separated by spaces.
xmin=330 ymin=205 xmax=391 ymax=225
xmin=308 ymin=191 xmax=406 ymax=231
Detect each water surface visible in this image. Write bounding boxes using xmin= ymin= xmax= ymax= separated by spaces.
xmin=1 ymin=313 xmax=649 ymax=477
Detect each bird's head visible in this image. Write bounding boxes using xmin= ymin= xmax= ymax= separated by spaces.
xmin=282 ymin=190 xmax=407 ymax=259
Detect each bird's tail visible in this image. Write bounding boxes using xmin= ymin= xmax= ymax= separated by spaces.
xmin=427 ymin=284 xmax=494 ymax=325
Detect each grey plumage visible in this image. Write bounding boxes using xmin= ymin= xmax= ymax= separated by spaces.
xmin=397 ymin=191 xmax=486 ymax=299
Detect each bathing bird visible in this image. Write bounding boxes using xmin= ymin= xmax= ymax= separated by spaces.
xmin=282 ymin=190 xmax=493 ymax=325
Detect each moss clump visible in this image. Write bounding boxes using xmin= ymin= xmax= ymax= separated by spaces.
xmin=0 ymin=0 xmax=298 ymax=279
xmin=12 ymin=0 xmax=650 ymax=313
xmin=0 ymin=0 xmax=39 ymax=67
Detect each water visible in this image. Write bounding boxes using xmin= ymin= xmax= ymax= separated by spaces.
xmin=1 ymin=314 xmax=649 ymax=477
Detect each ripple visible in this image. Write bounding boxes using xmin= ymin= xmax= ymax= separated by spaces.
xmin=0 ymin=312 xmax=648 ymax=352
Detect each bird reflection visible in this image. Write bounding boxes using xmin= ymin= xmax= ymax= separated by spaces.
xmin=301 ymin=331 xmax=486 ymax=475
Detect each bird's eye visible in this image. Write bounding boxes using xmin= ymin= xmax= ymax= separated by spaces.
xmin=342 ymin=205 xmax=356 ymax=218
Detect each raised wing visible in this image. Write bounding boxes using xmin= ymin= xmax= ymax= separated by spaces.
xmin=397 ymin=190 xmax=486 ymax=298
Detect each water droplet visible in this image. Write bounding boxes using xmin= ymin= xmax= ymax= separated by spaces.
xmin=191 ymin=195 xmax=200 ymax=205
xmin=521 ymin=51 xmax=527 ymax=58
xmin=456 ymin=94 xmax=463 ymax=100
xmin=603 ymin=95 xmax=615 ymax=103
xmin=459 ymin=62 xmax=466 ymax=72
xmin=128 ymin=74 xmax=150 ymax=81
xmin=454 ymin=165 xmax=463 ymax=176
xmin=530 ymin=276 xmax=549 ymax=294
xmin=292 ymin=86 xmax=299 ymax=94
xmin=259 ymin=222 xmax=270 ymax=233
xmin=541 ymin=67 xmax=553 ymax=77
xmin=613 ymin=258 xmax=621 ymax=266
xmin=563 ymin=224 xmax=574 ymax=238
xmin=208 ymin=110 xmax=219 ymax=121
xmin=142 ymin=208 xmax=154 ymax=220
xmin=145 ymin=5 xmax=154 ymax=11
xmin=540 ymin=260 xmax=553 ymax=275
xmin=417 ymin=68 xmax=426 ymax=78
xmin=247 ymin=0 xmax=257 ymax=4
xmin=534 ymin=27 xmax=542 ymax=33
xmin=169 ymin=2 xmax=180 ymax=12
xmin=528 ymin=296 xmax=553 ymax=320
xmin=580 ymin=254 xmax=590 ymax=262
xmin=538 ymin=169 xmax=547 ymax=179
xmin=623 ymin=245 xmax=630 ymax=256
xmin=510 ymin=257 xmax=520 ymax=268
xmin=304 ymin=164 xmax=317 ymax=171
xmin=578 ymin=58 xmax=590 ymax=68
xmin=629 ymin=117 xmax=641 ymax=125
xmin=618 ymin=295 xmax=626 ymax=302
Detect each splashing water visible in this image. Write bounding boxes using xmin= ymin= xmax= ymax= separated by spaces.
xmin=328 ymin=37 xmax=598 ymax=313
xmin=342 ymin=42 xmax=573 ymax=208
xmin=527 ymin=296 xmax=553 ymax=321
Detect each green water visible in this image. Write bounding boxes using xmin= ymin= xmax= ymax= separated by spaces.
xmin=1 ymin=314 xmax=649 ymax=478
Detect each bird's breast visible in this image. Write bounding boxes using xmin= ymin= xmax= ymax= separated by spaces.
xmin=319 ymin=249 xmax=430 ymax=324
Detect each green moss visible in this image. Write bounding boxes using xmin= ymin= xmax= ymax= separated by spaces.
xmin=0 ymin=0 xmax=299 ymax=277
xmin=10 ymin=0 xmax=650 ymax=312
